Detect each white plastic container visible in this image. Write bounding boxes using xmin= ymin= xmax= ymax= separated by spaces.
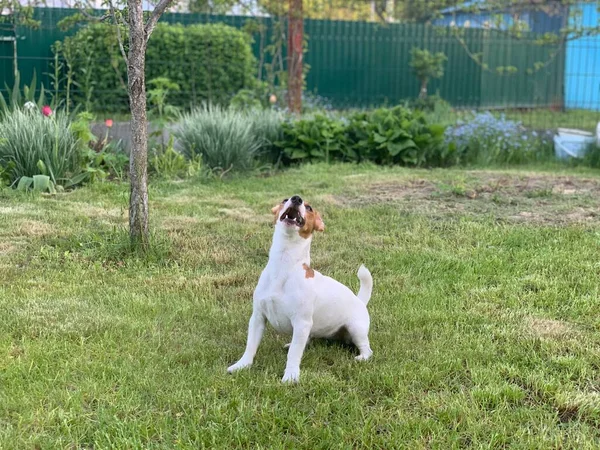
xmin=554 ymin=126 xmax=598 ymax=160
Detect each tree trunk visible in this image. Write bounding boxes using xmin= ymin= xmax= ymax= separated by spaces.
xmin=419 ymin=79 xmax=428 ymax=99
xmin=127 ymin=0 xmax=149 ymax=249
xmin=288 ymin=0 xmax=303 ymax=114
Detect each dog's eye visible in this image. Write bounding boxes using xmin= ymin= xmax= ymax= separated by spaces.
xmin=305 ymin=205 xmax=313 ymax=212
xmin=282 ymin=198 xmax=288 ymax=203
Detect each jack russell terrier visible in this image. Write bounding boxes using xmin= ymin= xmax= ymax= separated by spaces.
xmin=227 ymin=195 xmax=373 ymax=383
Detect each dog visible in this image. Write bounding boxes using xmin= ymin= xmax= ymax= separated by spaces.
xmin=227 ymin=195 xmax=373 ymax=383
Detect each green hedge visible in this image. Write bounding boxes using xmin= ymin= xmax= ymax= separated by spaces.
xmin=60 ymin=22 xmax=257 ymax=112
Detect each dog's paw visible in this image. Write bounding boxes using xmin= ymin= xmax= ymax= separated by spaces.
xmin=227 ymin=360 xmax=252 ymax=373
xmin=355 ymin=352 xmax=372 ymax=362
xmin=282 ymin=369 xmax=300 ymax=383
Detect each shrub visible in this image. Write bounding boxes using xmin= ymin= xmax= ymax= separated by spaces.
xmin=275 ymin=106 xmax=448 ymax=167
xmin=346 ymin=106 xmax=446 ymax=166
xmin=444 ymin=112 xmax=552 ymax=165
xmin=0 ymin=109 xmax=81 ymax=186
xmin=408 ymin=94 xmax=451 ymax=113
xmin=278 ymin=114 xmax=348 ymax=164
xmin=173 ymin=105 xmax=283 ymax=173
xmin=60 ymin=22 xmax=257 ymax=112
xmin=409 ymin=48 xmax=447 ymax=99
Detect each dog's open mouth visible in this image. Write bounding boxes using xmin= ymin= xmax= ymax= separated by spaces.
xmin=280 ymin=207 xmax=305 ymax=227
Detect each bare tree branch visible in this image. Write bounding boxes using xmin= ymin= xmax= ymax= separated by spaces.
xmin=107 ymin=0 xmax=128 ymax=64
xmin=144 ymin=0 xmax=172 ymax=44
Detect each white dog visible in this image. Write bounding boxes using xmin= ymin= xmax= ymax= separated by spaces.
xmin=227 ymin=195 xmax=373 ymax=383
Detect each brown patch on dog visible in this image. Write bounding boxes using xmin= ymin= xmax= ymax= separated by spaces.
xmin=271 ymin=204 xmax=283 ymax=224
xmin=299 ymin=203 xmax=325 ymax=239
xmin=302 ymin=263 xmax=315 ymax=278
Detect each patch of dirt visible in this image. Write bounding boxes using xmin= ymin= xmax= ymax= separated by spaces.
xmin=527 ymin=317 xmax=574 ymax=339
xmin=344 ymin=172 xmax=600 ymax=225
xmin=0 ymin=206 xmax=29 ymax=215
xmin=218 ymin=207 xmax=268 ymax=223
xmin=161 ymin=216 xmax=201 ymax=232
xmin=17 ymin=220 xmax=54 ymax=237
xmin=0 ymin=242 xmax=18 ymax=256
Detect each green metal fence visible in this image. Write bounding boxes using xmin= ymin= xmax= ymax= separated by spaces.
xmin=0 ymin=7 xmax=565 ymax=110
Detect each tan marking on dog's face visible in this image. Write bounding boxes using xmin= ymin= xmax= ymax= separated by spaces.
xmin=298 ymin=203 xmax=325 ymax=239
xmin=271 ymin=203 xmax=283 ymax=224
xmin=302 ymin=263 xmax=315 ymax=278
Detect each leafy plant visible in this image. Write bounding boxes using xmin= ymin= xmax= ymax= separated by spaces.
xmin=346 ymin=106 xmax=445 ymax=166
xmin=173 ymin=105 xmax=282 ymax=174
xmin=277 ymin=114 xmax=347 ymax=164
xmin=149 ymin=136 xmax=203 ymax=179
xmin=409 ymin=48 xmax=447 ymax=99
xmin=0 ymin=70 xmax=46 ymax=115
xmin=148 ymin=77 xmax=180 ymax=121
xmin=0 ymin=109 xmax=81 ymax=186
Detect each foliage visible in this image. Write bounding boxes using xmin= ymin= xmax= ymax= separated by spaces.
xmin=408 ymin=94 xmax=451 ymax=113
xmin=279 ymin=114 xmax=348 ymax=164
xmin=149 ymin=136 xmax=204 ymax=179
xmin=59 ymin=22 xmax=257 ymax=113
xmin=67 ymin=112 xmax=127 ymax=184
xmin=173 ymin=105 xmax=282 ymax=174
xmin=0 ymin=109 xmax=81 ymax=186
xmin=148 ymin=77 xmax=180 ymax=121
xmin=581 ymin=144 xmax=600 ymax=169
xmin=276 ymin=106 xmax=448 ymax=167
xmin=79 ymin=139 xmax=130 ymax=184
xmin=0 ymin=70 xmax=46 ymax=116
xmin=444 ymin=112 xmax=553 ymax=165
xmin=230 ymin=81 xmax=271 ymax=111
xmin=347 ymin=106 xmax=447 ymax=166
xmin=409 ymin=48 xmax=447 ymax=98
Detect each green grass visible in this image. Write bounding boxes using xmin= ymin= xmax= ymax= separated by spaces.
xmin=2 ymin=164 xmax=600 ymax=448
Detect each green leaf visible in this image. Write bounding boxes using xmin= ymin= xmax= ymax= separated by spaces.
xmin=65 ymin=172 xmax=89 ymax=188
xmin=373 ymin=133 xmax=387 ymax=144
xmin=36 ymin=160 xmax=47 ymax=175
xmin=290 ymin=150 xmax=308 ymax=160
xmin=33 ymin=175 xmax=52 ymax=192
xmin=17 ymin=176 xmax=33 ymax=191
xmin=388 ymin=139 xmax=416 ymax=156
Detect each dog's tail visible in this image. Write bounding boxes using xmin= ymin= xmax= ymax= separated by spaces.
xmin=356 ymin=264 xmax=373 ymax=305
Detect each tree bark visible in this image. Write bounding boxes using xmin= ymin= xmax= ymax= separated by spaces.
xmin=127 ymin=0 xmax=149 ymax=249
xmin=288 ymin=0 xmax=303 ymax=114
xmin=419 ymin=79 xmax=428 ymax=99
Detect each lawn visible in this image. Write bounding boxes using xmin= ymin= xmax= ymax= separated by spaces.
xmin=2 ymin=164 xmax=600 ymax=448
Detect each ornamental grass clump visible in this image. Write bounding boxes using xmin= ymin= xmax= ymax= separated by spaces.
xmin=173 ymin=105 xmax=283 ymax=172
xmin=0 ymin=107 xmax=81 ymax=185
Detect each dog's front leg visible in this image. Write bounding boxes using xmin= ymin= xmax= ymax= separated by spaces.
xmin=227 ymin=312 xmax=266 ymax=373
xmin=282 ymin=319 xmax=312 ymax=383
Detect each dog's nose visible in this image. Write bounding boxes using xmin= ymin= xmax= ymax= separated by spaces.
xmin=291 ymin=195 xmax=303 ymax=205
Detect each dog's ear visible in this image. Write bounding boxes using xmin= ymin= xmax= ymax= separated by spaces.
xmin=314 ymin=211 xmax=325 ymax=232
xmin=271 ymin=204 xmax=282 ymax=215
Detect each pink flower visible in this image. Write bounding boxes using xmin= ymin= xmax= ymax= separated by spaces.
xmin=41 ymin=105 xmax=52 ymax=117
xmin=105 ymin=119 xmax=113 ymax=128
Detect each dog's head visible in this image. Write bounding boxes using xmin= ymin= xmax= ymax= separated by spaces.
xmin=271 ymin=195 xmax=324 ymax=238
